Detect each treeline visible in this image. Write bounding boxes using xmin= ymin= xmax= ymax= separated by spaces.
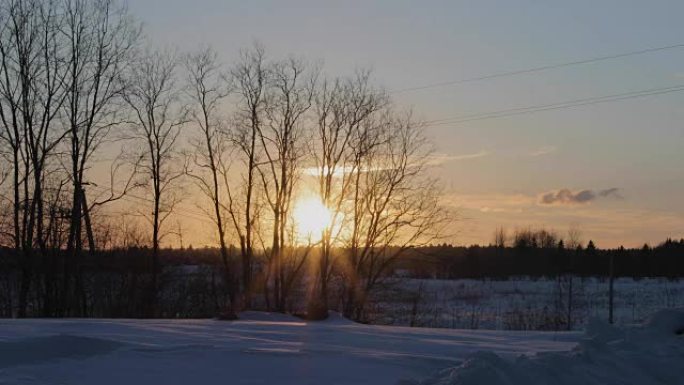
xmin=0 ymin=246 xmax=430 ymax=319
xmin=2 ymin=235 xmax=681 ymax=318
xmin=0 ymin=0 xmax=448 ymax=319
xmin=397 ymin=238 xmax=684 ymax=279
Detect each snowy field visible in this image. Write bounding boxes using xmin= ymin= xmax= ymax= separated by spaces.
xmin=1 ymin=309 xmax=682 ymax=385
xmin=0 ymin=312 xmax=577 ymax=385
xmin=371 ymin=277 xmax=684 ymax=330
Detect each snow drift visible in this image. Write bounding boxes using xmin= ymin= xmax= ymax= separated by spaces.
xmin=0 ymin=314 xmax=577 ymax=385
xmin=0 ymin=310 xmax=680 ymax=384
xmin=418 ymin=308 xmax=684 ymax=385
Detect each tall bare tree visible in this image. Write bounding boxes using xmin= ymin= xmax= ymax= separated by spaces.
xmin=60 ymin=0 xmax=139 ymax=254
xmin=257 ymin=57 xmax=316 ymax=311
xmin=183 ymin=47 xmax=237 ymax=311
xmin=58 ymin=0 xmax=139 ymax=317
xmin=307 ymin=70 xmax=388 ymax=319
xmin=342 ymin=112 xmax=449 ymax=320
xmin=226 ymin=44 xmax=267 ymax=309
xmin=123 ymin=49 xmax=186 ymax=314
xmin=0 ymin=0 xmax=24 ymax=252
xmin=0 ymin=0 xmax=69 ymax=316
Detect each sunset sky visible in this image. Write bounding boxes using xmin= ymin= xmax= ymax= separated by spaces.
xmin=128 ymin=0 xmax=684 ymax=248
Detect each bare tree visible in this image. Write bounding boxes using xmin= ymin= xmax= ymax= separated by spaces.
xmin=183 ymin=47 xmax=237 ymax=312
xmin=493 ymin=226 xmax=507 ymax=248
xmin=342 ymin=111 xmax=449 ymax=320
xmin=0 ymin=0 xmax=24 ymax=252
xmin=257 ymin=56 xmax=316 ymax=311
xmin=57 ymin=0 xmax=139 ymax=317
xmin=225 ymin=44 xmax=267 ymax=309
xmin=60 ymin=0 xmax=139 ymax=254
xmin=0 ymin=0 xmax=69 ymax=316
xmin=566 ymin=224 xmax=583 ymax=250
xmin=123 ymin=48 xmax=186 ymax=314
xmin=307 ymin=70 xmax=387 ymax=319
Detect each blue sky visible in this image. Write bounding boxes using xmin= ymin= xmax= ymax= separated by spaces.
xmin=129 ymin=0 xmax=684 ymax=247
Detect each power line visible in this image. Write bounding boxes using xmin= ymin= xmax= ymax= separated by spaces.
xmin=82 ymin=84 xmax=684 ymax=217
xmin=421 ymin=84 xmax=684 ymax=127
xmin=391 ymin=43 xmax=684 ymax=94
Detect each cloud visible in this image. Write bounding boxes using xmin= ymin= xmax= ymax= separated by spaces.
xmin=529 ymin=145 xmax=557 ymax=157
xmin=302 ymin=151 xmax=491 ymax=176
xmin=539 ymin=188 xmax=622 ymax=206
xmin=598 ymin=187 xmax=623 ymax=199
xmin=303 ymin=165 xmax=353 ymax=177
xmin=427 ymin=151 xmax=490 ymax=166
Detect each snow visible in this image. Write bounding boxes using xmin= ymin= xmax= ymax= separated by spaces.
xmin=0 ymin=309 xmax=680 ymax=384
xmin=417 ymin=308 xmax=684 ymax=385
xmin=0 ymin=312 xmax=577 ymax=385
xmin=372 ymin=277 xmax=684 ymax=330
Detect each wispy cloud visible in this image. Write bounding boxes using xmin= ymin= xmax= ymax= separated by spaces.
xmin=538 ymin=188 xmax=623 ymax=206
xmin=302 ymin=151 xmax=491 ymax=176
xmin=529 ymin=145 xmax=557 ymax=157
xmin=427 ymin=150 xmax=490 ymax=166
xmin=598 ymin=187 xmax=623 ymax=199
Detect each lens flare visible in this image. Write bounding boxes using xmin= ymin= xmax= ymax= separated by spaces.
xmin=293 ymin=197 xmax=332 ymax=242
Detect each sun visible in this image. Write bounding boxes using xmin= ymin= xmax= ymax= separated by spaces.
xmin=293 ymin=197 xmax=333 ymax=242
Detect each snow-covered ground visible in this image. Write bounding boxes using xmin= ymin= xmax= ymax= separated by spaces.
xmin=417 ymin=308 xmax=684 ymax=385
xmin=371 ymin=277 xmax=684 ymax=330
xmin=0 ymin=312 xmax=578 ymax=385
xmin=1 ymin=309 xmax=682 ymax=385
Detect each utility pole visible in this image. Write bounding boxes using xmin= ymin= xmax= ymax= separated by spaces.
xmin=609 ymin=249 xmax=616 ymax=324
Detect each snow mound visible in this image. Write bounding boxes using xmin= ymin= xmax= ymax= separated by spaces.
xmin=320 ymin=311 xmax=356 ymax=325
xmin=644 ymin=308 xmax=684 ymax=336
xmin=0 ymin=334 xmax=126 ymax=368
xmin=419 ymin=308 xmax=684 ymax=385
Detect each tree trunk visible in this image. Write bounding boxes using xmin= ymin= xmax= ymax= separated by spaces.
xmin=82 ymin=188 xmax=95 ymax=254
xmin=151 ymin=190 xmax=160 ymax=317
